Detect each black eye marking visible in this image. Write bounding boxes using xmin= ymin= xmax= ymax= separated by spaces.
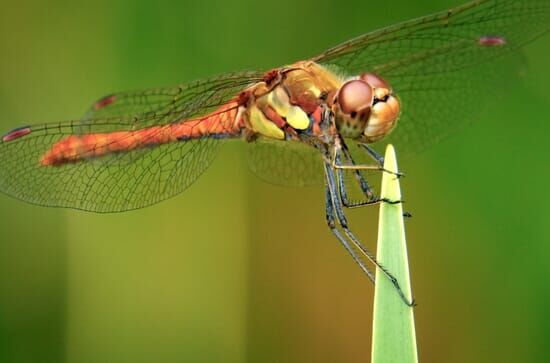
xmin=373 ymin=95 xmax=389 ymax=105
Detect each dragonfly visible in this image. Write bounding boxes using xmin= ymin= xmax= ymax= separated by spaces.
xmin=0 ymin=0 xmax=548 ymax=306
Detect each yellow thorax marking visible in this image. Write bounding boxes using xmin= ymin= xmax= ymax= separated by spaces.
xmin=248 ymin=104 xmax=285 ymax=140
xmin=267 ymin=87 xmax=309 ymax=130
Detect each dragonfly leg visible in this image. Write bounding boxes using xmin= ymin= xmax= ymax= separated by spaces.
xmin=354 ymin=144 xmax=411 ymax=216
xmin=358 ymin=143 xmax=385 ymax=166
xmin=324 ymin=183 xmax=376 ymax=284
xmin=340 ymin=144 xmax=375 ymax=199
xmin=332 ymin=142 xmax=403 ymax=178
xmin=335 ymin=146 xmax=402 ymax=208
xmin=332 ymin=160 xmax=403 ymax=178
xmin=324 ymin=162 xmax=415 ymax=307
xmin=359 ymin=143 xmax=406 ymax=178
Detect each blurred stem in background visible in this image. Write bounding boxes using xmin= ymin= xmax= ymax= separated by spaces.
xmin=64 ymin=144 xmax=249 ymax=362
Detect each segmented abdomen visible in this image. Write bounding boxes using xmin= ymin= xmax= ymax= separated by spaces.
xmin=41 ymin=101 xmax=243 ymax=166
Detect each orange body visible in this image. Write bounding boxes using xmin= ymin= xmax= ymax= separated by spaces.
xmin=41 ymin=99 xmax=243 ymax=166
xmin=40 ymin=61 xmax=399 ymax=166
xmin=40 ymin=62 xmax=340 ymax=166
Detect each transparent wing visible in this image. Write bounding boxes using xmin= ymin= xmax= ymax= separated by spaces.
xmin=247 ymin=138 xmax=324 ymax=187
xmin=313 ymin=0 xmax=550 ymax=155
xmin=246 ymin=137 xmax=388 ymax=189
xmin=0 ymin=71 xmax=263 ymax=212
xmin=82 ymin=71 xmax=263 ymax=128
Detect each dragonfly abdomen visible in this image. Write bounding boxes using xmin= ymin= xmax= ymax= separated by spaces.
xmin=40 ymin=100 xmax=243 ymax=166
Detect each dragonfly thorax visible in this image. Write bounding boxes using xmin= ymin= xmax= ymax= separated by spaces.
xmin=332 ymin=73 xmax=400 ymax=142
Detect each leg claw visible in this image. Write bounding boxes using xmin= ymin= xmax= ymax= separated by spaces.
xmin=381 ymin=198 xmax=404 ymax=205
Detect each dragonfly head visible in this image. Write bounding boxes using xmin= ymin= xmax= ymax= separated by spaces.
xmin=332 ymin=73 xmax=400 ymax=142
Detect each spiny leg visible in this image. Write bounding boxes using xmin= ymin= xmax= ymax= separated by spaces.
xmin=335 ymin=145 xmax=401 ymax=209
xmin=332 ymin=160 xmax=403 ymax=178
xmin=359 ymin=142 xmax=406 ymax=179
xmin=326 ymin=161 xmax=390 ymax=274
xmin=324 ymin=180 xmax=376 ymax=283
xmin=333 ymin=142 xmax=403 ymax=178
xmin=358 ymin=143 xmax=411 ymax=217
xmin=320 ymin=109 xmax=374 ymax=201
xmin=359 ymin=143 xmax=385 ymax=166
xmin=324 ymin=161 xmax=415 ymax=307
xmin=340 ymin=142 xmax=374 ymax=200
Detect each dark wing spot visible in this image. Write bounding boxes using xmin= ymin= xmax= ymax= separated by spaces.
xmin=94 ymin=94 xmax=117 ymax=110
xmin=479 ymin=36 xmax=506 ymax=47
xmin=2 ymin=126 xmax=31 ymax=142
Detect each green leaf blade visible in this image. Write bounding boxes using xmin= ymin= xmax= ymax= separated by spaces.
xmin=371 ymin=144 xmax=418 ymax=363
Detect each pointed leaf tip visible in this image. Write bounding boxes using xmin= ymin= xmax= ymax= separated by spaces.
xmin=371 ymin=144 xmax=417 ymax=363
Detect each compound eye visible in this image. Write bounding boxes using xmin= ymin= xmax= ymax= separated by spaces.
xmin=336 ymin=80 xmax=373 ymax=116
xmin=360 ymin=73 xmax=390 ymax=90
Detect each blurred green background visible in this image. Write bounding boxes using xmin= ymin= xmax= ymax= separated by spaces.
xmin=0 ymin=0 xmax=549 ymax=362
